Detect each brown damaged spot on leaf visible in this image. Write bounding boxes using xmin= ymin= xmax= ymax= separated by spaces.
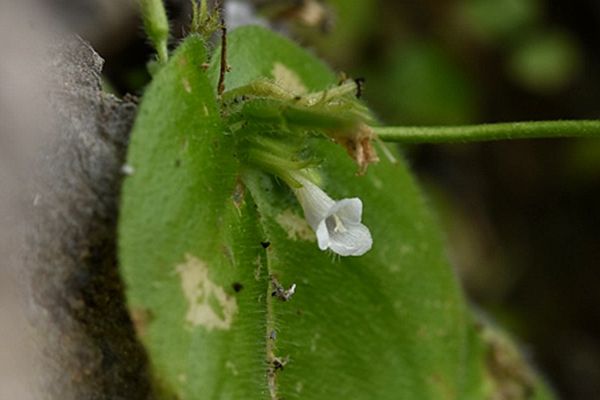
xmin=253 ymin=255 xmax=263 ymax=281
xmin=482 ymin=326 xmax=536 ymax=400
xmin=330 ymin=122 xmax=379 ymax=175
xmin=275 ymin=209 xmax=314 ymax=241
xmin=271 ymin=62 xmax=307 ymax=97
xmin=130 ymin=308 xmax=154 ymax=338
xmin=221 ymin=244 xmax=236 ymax=266
xmin=182 ymin=77 xmax=192 ymax=93
xmin=176 ymin=254 xmax=238 ymax=331
xmin=232 ymin=177 xmax=245 ymax=211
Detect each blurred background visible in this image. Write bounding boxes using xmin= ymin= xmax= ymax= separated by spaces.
xmin=45 ymin=0 xmax=600 ymax=398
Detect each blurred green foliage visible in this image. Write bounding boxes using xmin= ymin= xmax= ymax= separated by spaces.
xmin=373 ymin=43 xmax=479 ymax=125
xmin=458 ymin=0 xmax=541 ymax=43
xmin=507 ymin=31 xmax=581 ymax=93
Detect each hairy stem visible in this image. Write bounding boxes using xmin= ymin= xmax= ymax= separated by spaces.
xmin=139 ymin=0 xmax=170 ymax=64
xmin=373 ymin=120 xmax=600 ymax=144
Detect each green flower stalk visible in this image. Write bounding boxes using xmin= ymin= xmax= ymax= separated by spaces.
xmin=374 ymin=120 xmax=600 ymax=144
xmin=139 ymin=0 xmax=170 ymax=64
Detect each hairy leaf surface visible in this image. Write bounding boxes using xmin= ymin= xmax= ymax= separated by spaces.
xmin=119 ymin=27 xmax=553 ymax=400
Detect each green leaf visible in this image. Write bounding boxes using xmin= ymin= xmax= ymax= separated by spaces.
xmin=119 ymin=36 xmax=268 ymax=398
xmin=119 ymin=26 xmax=554 ymax=399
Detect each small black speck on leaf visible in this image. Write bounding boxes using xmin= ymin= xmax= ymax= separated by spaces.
xmin=232 ymin=282 xmax=244 ymax=292
xmin=261 ymin=241 xmax=271 ymax=249
xmin=354 ymin=77 xmax=365 ymax=98
xmin=272 ymin=357 xmax=287 ymax=371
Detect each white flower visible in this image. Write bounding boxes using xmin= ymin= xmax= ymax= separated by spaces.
xmin=291 ymin=174 xmax=372 ymax=256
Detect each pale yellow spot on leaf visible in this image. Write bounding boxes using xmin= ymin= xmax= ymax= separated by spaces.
xmin=276 ymin=209 xmax=315 ymax=242
xmin=176 ymin=254 xmax=238 ymax=331
xmin=225 ymin=360 xmax=239 ymax=376
xmin=272 ymin=62 xmax=307 ymax=96
xmin=310 ymin=332 xmax=321 ymax=352
xmin=253 ymin=255 xmax=263 ymax=281
xmin=182 ymin=77 xmax=192 ymax=93
xmin=371 ymin=175 xmax=383 ymax=189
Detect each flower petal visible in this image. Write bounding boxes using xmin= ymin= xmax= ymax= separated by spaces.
xmin=315 ymin=220 xmax=331 ymax=250
xmin=288 ymin=171 xmax=373 ymax=257
xmin=327 ymin=198 xmax=363 ymax=223
xmin=327 ymin=222 xmax=373 ymax=256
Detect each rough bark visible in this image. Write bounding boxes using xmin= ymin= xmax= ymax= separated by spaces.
xmin=0 ymin=3 xmax=152 ymax=399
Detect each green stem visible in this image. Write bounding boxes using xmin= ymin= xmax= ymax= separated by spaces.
xmin=373 ymin=120 xmax=600 ymax=144
xmin=140 ymin=0 xmax=170 ymax=64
